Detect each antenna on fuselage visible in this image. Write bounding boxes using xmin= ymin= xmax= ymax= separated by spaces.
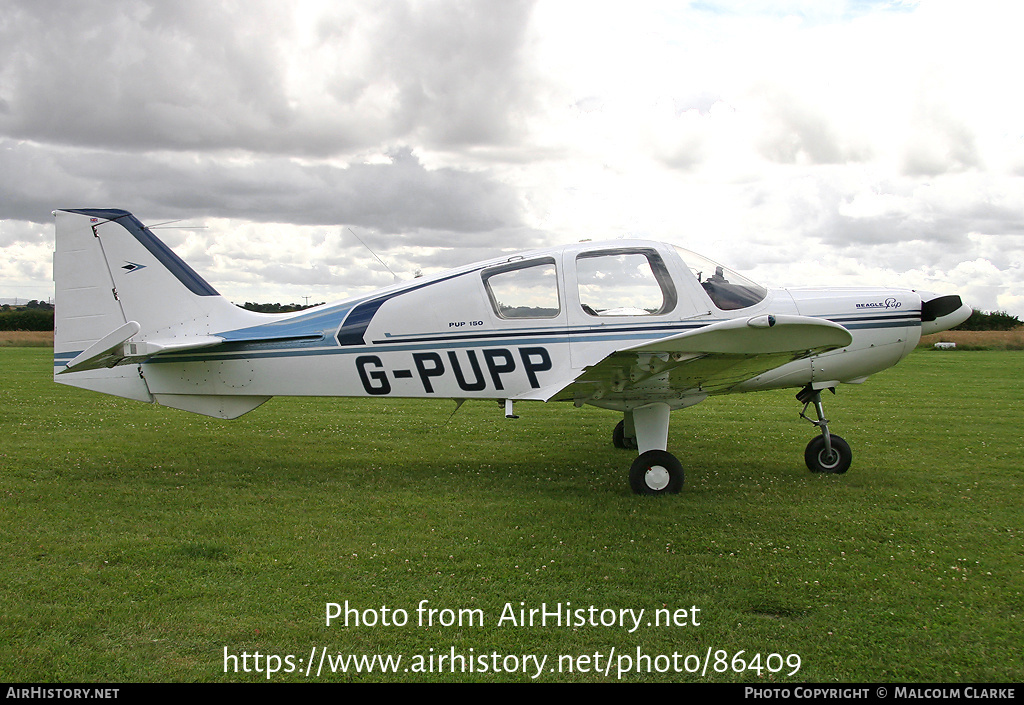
xmin=347 ymin=227 xmax=399 ymax=283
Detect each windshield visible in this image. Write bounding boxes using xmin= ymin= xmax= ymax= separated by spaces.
xmin=673 ymin=246 xmax=767 ymax=310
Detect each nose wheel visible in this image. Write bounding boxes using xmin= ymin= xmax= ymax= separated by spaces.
xmin=798 ymin=385 xmax=853 ymax=474
xmin=804 ymin=434 xmax=852 ymax=473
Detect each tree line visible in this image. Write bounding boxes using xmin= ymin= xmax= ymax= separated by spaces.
xmin=240 ymin=302 xmax=325 ymax=313
xmin=0 ymin=300 xmax=324 ymax=331
xmin=952 ymin=309 xmax=1021 ymax=331
xmin=0 ymin=301 xmax=54 ymax=331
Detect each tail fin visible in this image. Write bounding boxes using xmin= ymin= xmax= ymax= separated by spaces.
xmin=53 ymin=208 xmax=268 ymax=415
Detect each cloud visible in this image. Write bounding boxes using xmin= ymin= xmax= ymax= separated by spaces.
xmin=0 ymin=0 xmax=539 ymax=156
xmin=1 ymin=1 xmax=291 ymax=151
xmin=1 ymin=141 xmax=524 ymax=238
xmin=3 ymin=1 xmax=1024 ymax=316
xmin=899 ymin=70 xmax=981 ymax=176
xmin=0 ymin=214 xmax=49 ymax=247
xmin=367 ymin=0 xmax=540 ymax=147
xmin=752 ymin=85 xmax=869 ymax=166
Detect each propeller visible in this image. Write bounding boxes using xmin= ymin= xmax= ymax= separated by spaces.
xmin=921 ymin=294 xmax=964 ymax=322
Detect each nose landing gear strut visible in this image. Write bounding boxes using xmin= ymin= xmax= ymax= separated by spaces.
xmin=797 ymin=385 xmax=852 ymax=474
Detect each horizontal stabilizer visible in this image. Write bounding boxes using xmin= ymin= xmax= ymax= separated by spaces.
xmin=59 ymin=321 xmax=225 ymax=374
xmin=59 ymin=321 xmax=141 ymax=374
xmin=120 ymin=335 xmax=225 ymax=361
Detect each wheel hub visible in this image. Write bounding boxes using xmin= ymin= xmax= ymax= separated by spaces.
xmin=818 ymin=449 xmax=840 ymax=469
xmin=644 ymin=465 xmax=671 ymax=491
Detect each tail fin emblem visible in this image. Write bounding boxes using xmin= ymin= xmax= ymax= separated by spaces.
xmin=121 ymin=262 xmax=146 ymax=273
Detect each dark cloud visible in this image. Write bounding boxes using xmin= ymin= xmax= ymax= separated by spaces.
xmin=1 ymin=141 xmax=524 ymax=239
xmin=0 ymin=0 xmax=538 ymax=156
xmin=823 ymin=214 xmax=969 ymax=251
xmin=0 ymin=0 xmax=539 ymax=259
xmin=371 ymin=0 xmax=539 ymax=147
xmin=0 ymin=1 xmax=290 ymax=151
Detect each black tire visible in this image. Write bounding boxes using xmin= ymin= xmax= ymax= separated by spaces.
xmin=804 ymin=435 xmax=852 ymax=474
xmin=629 ymin=450 xmax=684 ymax=495
xmin=613 ymin=420 xmax=638 ymax=450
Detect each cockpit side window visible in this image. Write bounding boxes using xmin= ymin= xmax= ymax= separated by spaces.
xmin=576 ymin=249 xmax=677 ymax=317
xmin=483 ymin=258 xmax=561 ymax=319
xmin=674 ymin=246 xmax=767 ymax=310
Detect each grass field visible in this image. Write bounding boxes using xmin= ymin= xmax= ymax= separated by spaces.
xmin=1 ymin=347 xmax=1021 ymax=682
xmin=0 ymin=331 xmax=52 ymax=347
xmin=920 ymin=329 xmax=1024 ymax=350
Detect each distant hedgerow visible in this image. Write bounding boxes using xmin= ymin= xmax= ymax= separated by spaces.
xmin=0 ymin=308 xmax=54 ymax=331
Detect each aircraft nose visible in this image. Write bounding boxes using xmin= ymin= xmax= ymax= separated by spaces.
xmin=918 ymin=291 xmax=973 ymax=335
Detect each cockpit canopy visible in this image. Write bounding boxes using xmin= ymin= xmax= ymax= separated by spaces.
xmin=480 ymin=242 xmax=768 ymax=320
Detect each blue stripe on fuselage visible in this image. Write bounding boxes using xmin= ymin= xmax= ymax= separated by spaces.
xmin=58 ymin=307 xmax=921 ymax=367
xmin=216 ymin=302 xmax=357 ymax=344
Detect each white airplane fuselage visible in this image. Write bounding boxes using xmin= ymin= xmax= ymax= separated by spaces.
xmin=52 ymin=209 xmax=971 ymax=492
xmin=119 ymin=245 xmax=935 ymax=405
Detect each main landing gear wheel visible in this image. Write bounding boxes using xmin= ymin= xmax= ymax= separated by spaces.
xmin=613 ymin=419 xmax=638 ymax=450
xmin=629 ymin=450 xmax=684 ymax=495
xmin=804 ymin=435 xmax=852 ymax=474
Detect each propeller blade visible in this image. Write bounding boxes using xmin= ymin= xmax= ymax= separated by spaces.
xmin=921 ymin=294 xmax=963 ymax=322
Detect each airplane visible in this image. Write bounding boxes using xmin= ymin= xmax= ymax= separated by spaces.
xmin=52 ymin=208 xmax=972 ymax=494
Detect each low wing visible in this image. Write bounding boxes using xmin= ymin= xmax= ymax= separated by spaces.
xmin=544 ymin=314 xmax=852 ymax=405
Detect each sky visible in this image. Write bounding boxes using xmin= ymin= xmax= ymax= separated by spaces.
xmin=2 ymin=0 xmax=1022 ymax=315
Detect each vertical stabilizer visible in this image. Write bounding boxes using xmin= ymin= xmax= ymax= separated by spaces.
xmin=52 ymin=209 xmax=265 ymax=405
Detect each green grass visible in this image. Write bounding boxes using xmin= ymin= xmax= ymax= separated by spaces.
xmin=1 ymin=349 xmax=1021 ymax=682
